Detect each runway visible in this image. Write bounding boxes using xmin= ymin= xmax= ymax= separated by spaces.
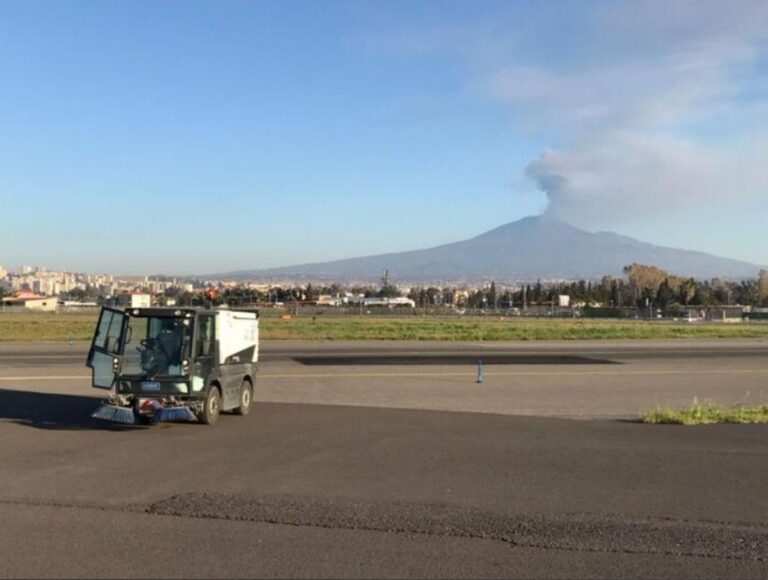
xmin=0 ymin=340 xmax=766 ymax=577
xmin=1 ymin=339 xmax=767 ymax=418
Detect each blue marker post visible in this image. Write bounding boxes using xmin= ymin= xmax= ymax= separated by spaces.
xmin=476 ymin=360 xmax=484 ymax=383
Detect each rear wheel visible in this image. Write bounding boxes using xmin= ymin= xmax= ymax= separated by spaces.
xmin=197 ymin=385 xmax=221 ymax=425
xmin=234 ymin=378 xmax=253 ymax=416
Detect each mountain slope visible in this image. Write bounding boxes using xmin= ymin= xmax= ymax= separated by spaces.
xmin=224 ymin=216 xmax=763 ymax=282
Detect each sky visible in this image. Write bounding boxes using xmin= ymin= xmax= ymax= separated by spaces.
xmin=0 ymin=0 xmax=766 ymax=274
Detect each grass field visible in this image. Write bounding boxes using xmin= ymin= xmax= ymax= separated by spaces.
xmin=2 ymin=311 xmax=768 ymax=342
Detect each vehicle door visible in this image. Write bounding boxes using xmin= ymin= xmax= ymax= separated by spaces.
xmin=192 ymin=314 xmax=216 ymax=393
xmin=86 ymin=307 xmax=127 ymax=389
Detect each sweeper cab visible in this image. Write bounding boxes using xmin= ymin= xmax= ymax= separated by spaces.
xmin=86 ymin=306 xmax=259 ymax=425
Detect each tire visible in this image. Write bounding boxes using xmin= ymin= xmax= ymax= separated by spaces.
xmin=233 ymin=378 xmax=253 ymax=416
xmin=197 ymin=385 xmax=221 ymax=425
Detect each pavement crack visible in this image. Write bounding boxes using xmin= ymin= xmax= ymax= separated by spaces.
xmin=3 ymin=494 xmax=766 ymax=563
xmin=145 ymin=493 xmax=768 ymax=563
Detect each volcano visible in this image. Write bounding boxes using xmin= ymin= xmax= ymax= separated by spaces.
xmin=222 ymin=216 xmax=763 ymax=282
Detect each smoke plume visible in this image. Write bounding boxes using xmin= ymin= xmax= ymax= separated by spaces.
xmin=485 ymin=2 xmax=768 ymax=228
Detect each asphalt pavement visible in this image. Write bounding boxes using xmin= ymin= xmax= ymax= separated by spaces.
xmin=0 ymin=340 xmax=766 ymax=578
xmin=2 ymin=339 xmax=767 ymax=417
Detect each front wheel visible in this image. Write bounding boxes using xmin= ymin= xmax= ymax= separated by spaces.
xmin=197 ymin=386 xmax=221 ymax=425
xmin=233 ymin=379 xmax=253 ymax=416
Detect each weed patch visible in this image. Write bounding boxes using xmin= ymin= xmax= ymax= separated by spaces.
xmin=641 ymin=399 xmax=768 ymax=425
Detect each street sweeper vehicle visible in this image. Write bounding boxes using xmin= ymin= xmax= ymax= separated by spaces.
xmin=86 ymin=306 xmax=259 ymax=425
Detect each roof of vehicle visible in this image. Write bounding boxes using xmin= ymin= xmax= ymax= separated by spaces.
xmin=120 ymin=307 xmax=259 ymax=318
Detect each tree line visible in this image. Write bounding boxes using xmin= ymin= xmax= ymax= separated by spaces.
xmin=52 ymin=264 xmax=768 ymax=311
xmin=194 ymin=265 xmax=768 ymax=311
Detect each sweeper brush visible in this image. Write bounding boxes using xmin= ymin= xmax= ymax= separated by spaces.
xmin=91 ymin=404 xmax=137 ymax=425
xmin=154 ymin=406 xmax=197 ymax=422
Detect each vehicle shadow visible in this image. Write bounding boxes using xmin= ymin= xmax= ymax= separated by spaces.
xmin=0 ymin=388 xmax=146 ymax=431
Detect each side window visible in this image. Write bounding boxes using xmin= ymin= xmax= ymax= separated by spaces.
xmin=196 ymin=316 xmax=214 ymax=357
xmin=93 ymin=311 xmax=113 ymax=350
xmin=93 ymin=309 xmax=124 ymax=354
xmin=105 ymin=312 xmax=123 ymax=354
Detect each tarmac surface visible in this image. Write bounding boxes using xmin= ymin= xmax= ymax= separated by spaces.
xmin=0 ymin=340 xmax=766 ymax=578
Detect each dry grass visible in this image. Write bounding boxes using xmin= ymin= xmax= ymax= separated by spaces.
xmin=2 ymin=311 xmax=768 ymax=342
xmin=641 ymin=399 xmax=768 ymax=425
xmin=0 ymin=312 xmax=98 ymax=342
xmin=261 ymin=316 xmax=768 ymax=341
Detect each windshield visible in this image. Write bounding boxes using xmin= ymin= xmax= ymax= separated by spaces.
xmin=122 ymin=316 xmax=192 ymax=377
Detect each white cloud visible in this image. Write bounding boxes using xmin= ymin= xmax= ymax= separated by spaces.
xmin=475 ymin=1 xmax=768 ymax=225
xmin=363 ymin=0 xmax=768 ymax=251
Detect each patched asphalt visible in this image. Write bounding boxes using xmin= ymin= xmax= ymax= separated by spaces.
xmin=147 ymin=492 xmax=768 ymax=561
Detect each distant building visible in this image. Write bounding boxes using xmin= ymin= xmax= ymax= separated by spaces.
xmin=129 ymin=293 xmax=152 ymax=308
xmin=355 ymin=296 xmax=416 ymax=308
xmin=317 ymin=295 xmax=346 ymax=307
xmin=1 ymin=295 xmax=57 ymax=312
xmin=108 ymin=293 xmax=152 ymax=308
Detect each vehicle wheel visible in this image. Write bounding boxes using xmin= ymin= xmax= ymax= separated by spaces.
xmin=234 ymin=378 xmax=253 ymax=416
xmin=197 ymin=385 xmax=221 ymax=425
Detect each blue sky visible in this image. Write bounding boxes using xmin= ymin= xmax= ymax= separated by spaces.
xmin=1 ymin=0 xmax=766 ymax=274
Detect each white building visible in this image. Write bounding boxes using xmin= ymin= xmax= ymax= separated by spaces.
xmin=1 ymin=296 xmax=58 ymax=312
xmin=130 ymin=294 xmax=152 ymax=308
xmin=360 ymin=296 xmax=416 ymax=308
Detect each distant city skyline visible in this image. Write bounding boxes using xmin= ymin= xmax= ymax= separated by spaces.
xmin=1 ymin=1 xmax=767 ymax=274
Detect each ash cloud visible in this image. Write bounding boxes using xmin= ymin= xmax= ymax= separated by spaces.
xmin=486 ymin=2 xmax=768 ymax=228
xmin=526 ymin=133 xmax=768 ymax=227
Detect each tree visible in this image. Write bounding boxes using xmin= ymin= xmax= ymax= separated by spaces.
xmin=678 ymin=278 xmax=697 ymax=306
xmin=624 ymin=264 xmax=668 ymax=305
xmin=711 ymin=278 xmax=731 ymax=305
xmin=758 ymin=270 xmax=768 ymax=306
xmin=488 ymin=282 xmax=497 ymax=309
xmin=656 ymin=279 xmax=675 ymax=309
xmin=598 ymin=276 xmax=613 ymax=306
xmin=378 ymin=276 xmax=400 ymax=298
xmin=691 ymin=283 xmax=712 ymax=307
xmin=736 ymin=280 xmax=759 ymax=306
